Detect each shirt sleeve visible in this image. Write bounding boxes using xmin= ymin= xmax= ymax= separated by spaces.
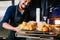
xmin=0 ymin=6 xmax=13 ymax=29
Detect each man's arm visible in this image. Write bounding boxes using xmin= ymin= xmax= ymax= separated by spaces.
xmin=2 ymin=22 xmax=17 ymax=32
xmin=1 ymin=6 xmax=19 ymax=32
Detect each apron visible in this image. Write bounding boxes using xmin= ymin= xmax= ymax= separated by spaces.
xmin=7 ymin=6 xmax=30 ymax=40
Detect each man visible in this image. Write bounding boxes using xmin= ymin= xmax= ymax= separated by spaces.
xmin=0 ymin=0 xmax=36 ymax=40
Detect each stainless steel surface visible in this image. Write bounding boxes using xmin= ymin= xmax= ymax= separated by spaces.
xmin=15 ymin=30 xmax=60 ymax=37
xmin=15 ymin=33 xmax=54 ymax=40
xmin=16 ymin=34 xmax=40 ymax=39
xmin=15 ymin=30 xmax=60 ymax=40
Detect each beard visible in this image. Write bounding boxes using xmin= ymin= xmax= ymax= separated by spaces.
xmin=21 ymin=4 xmax=29 ymax=9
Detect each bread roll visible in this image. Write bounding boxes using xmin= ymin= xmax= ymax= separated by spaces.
xmin=51 ymin=24 xmax=60 ymax=34
xmin=36 ymin=22 xmax=44 ymax=31
xmin=36 ymin=22 xmax=49 ymax=32
xmin=25 ymin=21 xmax=37 ymax=30
xmin=43 ymin=25 xmax=49 ymax=32
xmin=18 ymin=21 xmax=37 ymax=31
xmin=18 ymin=22 xmax=27 ymax=29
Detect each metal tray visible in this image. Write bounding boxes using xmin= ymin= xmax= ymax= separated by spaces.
xmin=19 ymin=30 xmax=49 ymax=34
xmin=16 ymin=30 xmax=60 ymax=37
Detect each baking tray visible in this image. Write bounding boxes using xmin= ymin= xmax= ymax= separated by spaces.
xmin=16 ymin=30 xmax=60 ymax=37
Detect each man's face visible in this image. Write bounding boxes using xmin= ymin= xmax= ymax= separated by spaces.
xmin=19 ymin=0 xmax=31 ymax=9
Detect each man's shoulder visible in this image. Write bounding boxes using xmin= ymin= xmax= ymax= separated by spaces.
xmin=7 ymin=5 xmax=18 ymax=10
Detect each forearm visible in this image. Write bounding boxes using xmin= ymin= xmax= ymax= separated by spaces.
xmin=2 ymin=22 xmax=16 ymax=31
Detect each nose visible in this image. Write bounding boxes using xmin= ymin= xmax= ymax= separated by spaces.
xmin=25 ymin=2 xmax=28 ymax=5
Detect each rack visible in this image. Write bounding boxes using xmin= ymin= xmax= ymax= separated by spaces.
xmin=15 ymin=30 xmax=60 ymax=39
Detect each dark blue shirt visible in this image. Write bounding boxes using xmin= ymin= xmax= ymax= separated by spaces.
xmin=0 ymin=5 xmax=36 ymax=28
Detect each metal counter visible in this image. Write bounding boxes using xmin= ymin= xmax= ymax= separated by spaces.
xmin=15 ymin=31 xmax=60 ymax=40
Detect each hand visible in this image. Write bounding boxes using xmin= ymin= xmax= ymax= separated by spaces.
xmin=15 ymin=27 xmax=21 ymax=32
